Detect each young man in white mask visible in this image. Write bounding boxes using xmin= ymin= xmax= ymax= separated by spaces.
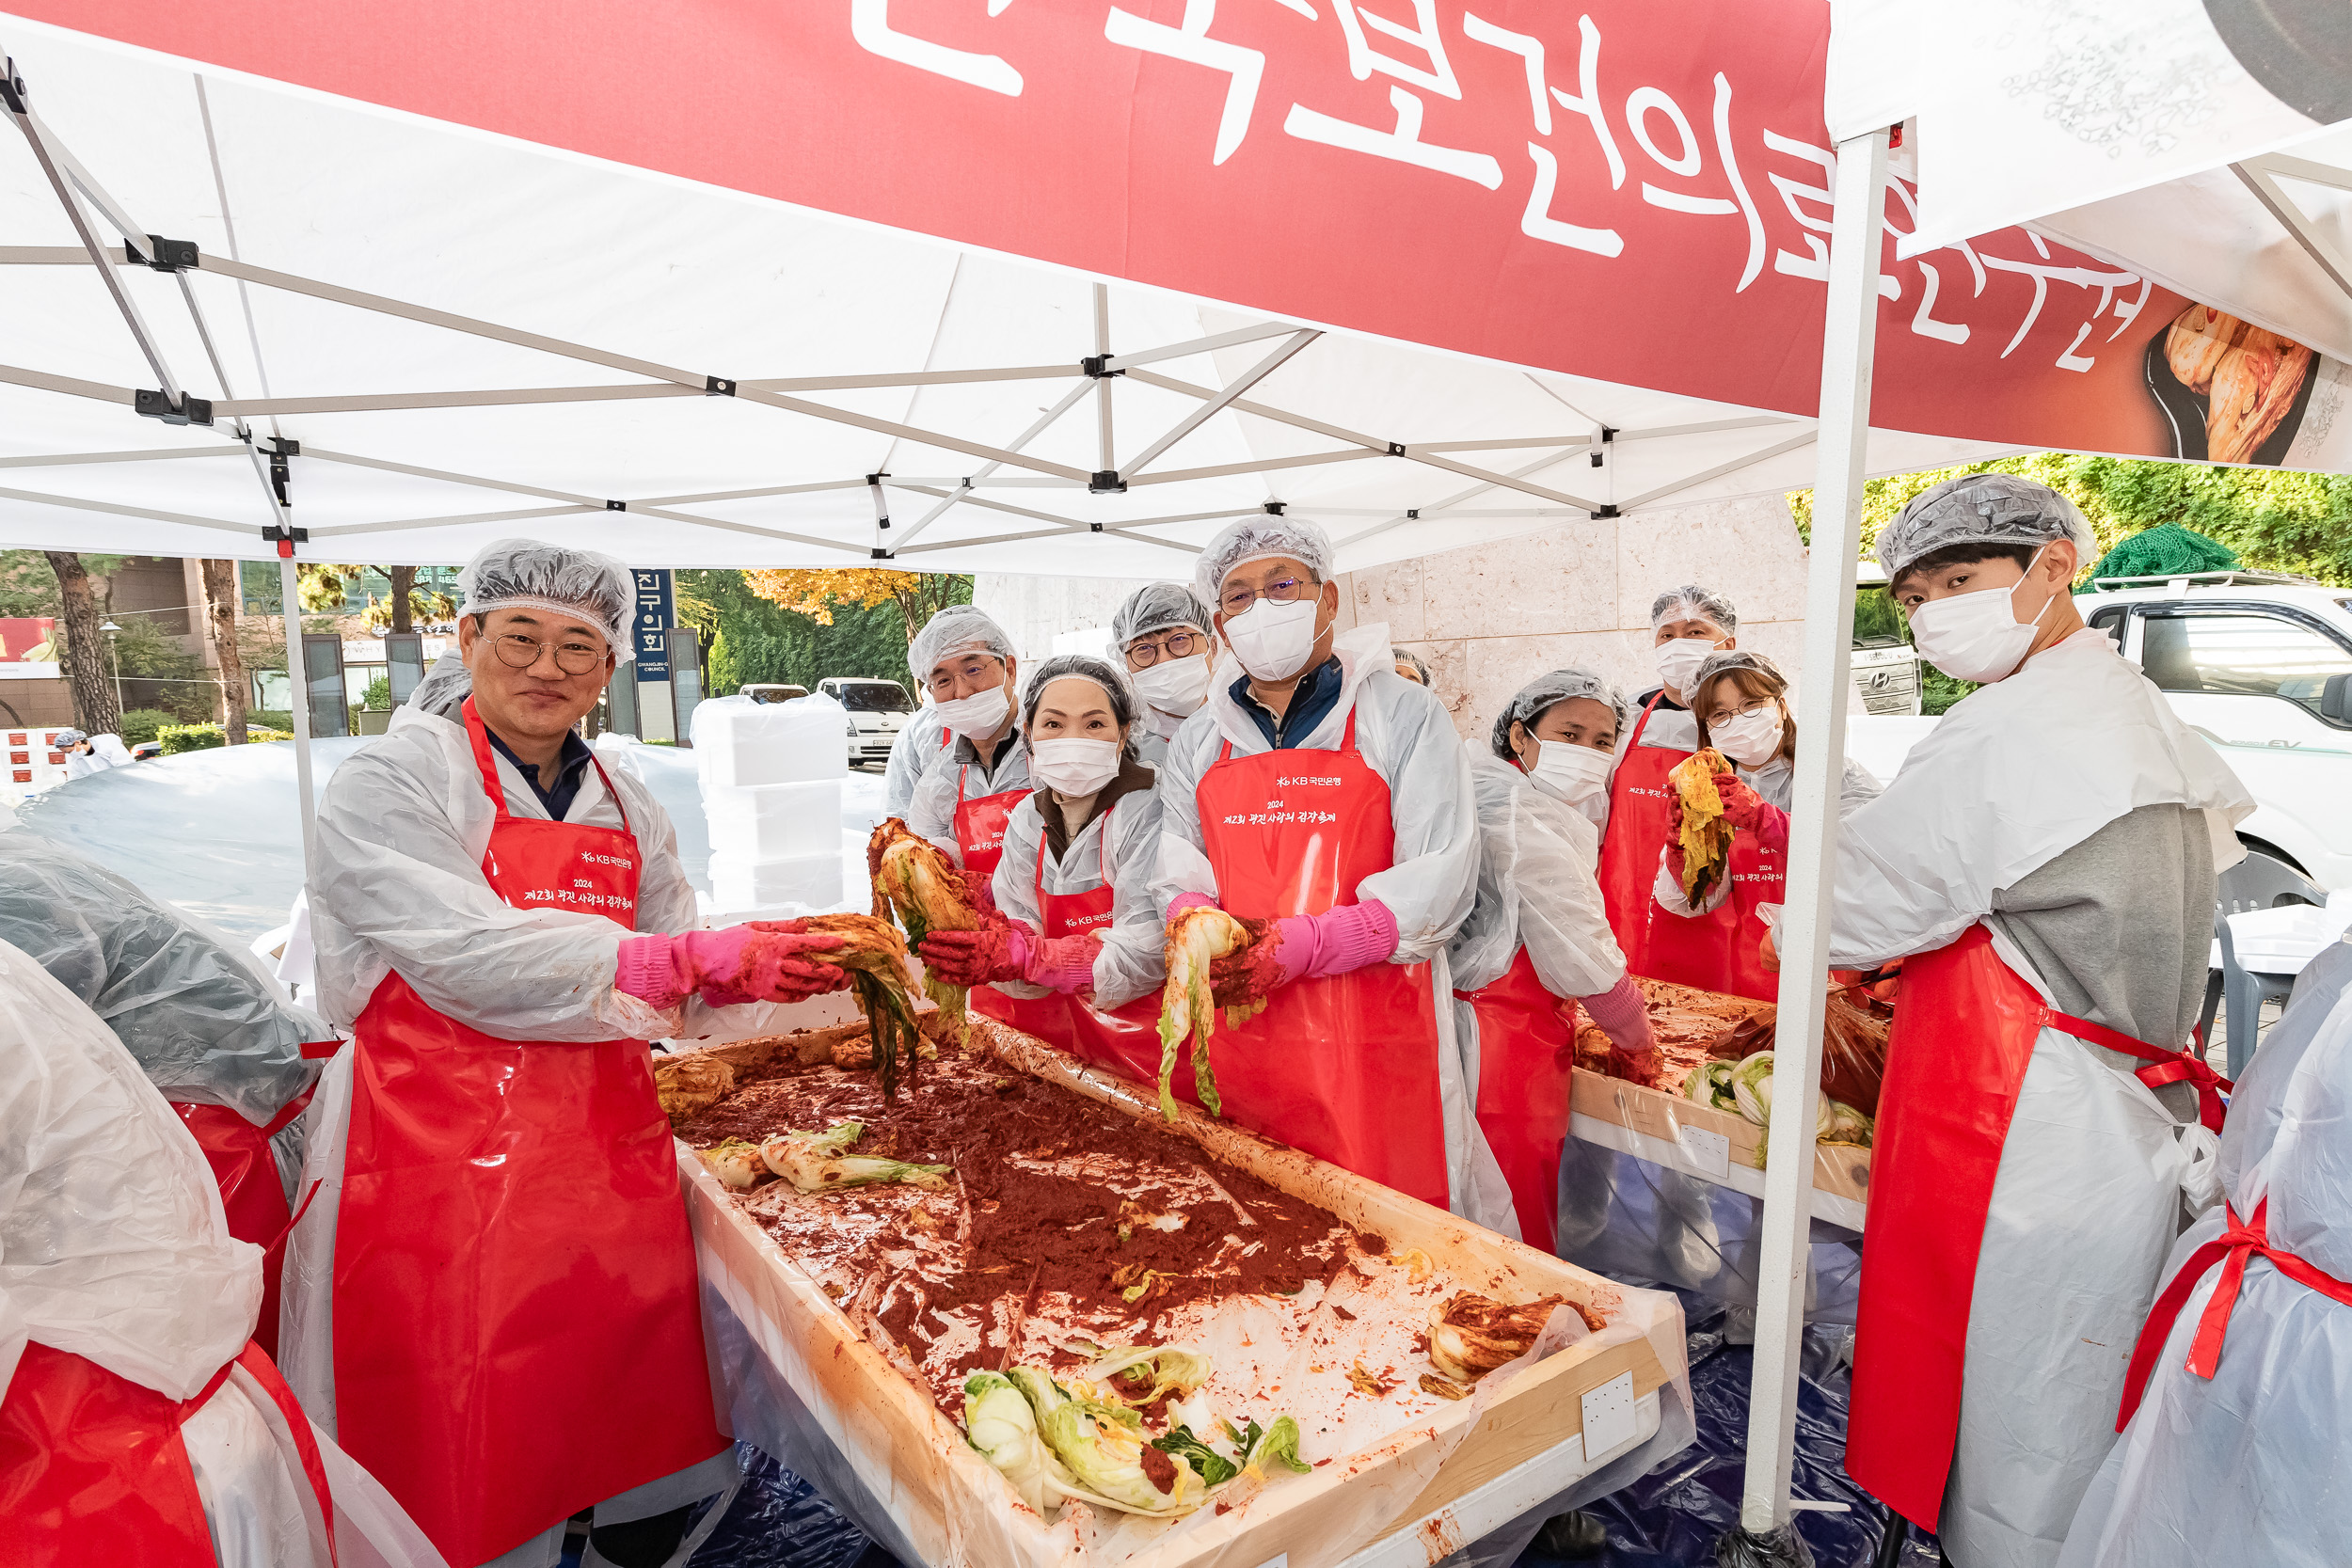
xmin=1649 ymin=649 xmax=1880 ymax=1001
xmin=1110 ymin=581 xmax=1219 ymax=768
xmin=1451 ymin=668 xmax=1658 ymax=1253
xmin=905 ymin=604 xmax=1029 ymax=880
xmin=1151 ymin=516 xmax=1502 ymax=1231
xmin=1596 ymin=584 xmax=1739 ymax=981
xmin=1833 ymin=475 xmax=2252 ymax=1568
xmin=920 ymin=654 xmax=1167 ymax=1076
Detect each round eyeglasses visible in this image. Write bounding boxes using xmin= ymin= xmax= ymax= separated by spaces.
xmin=487 ymin=631 xmax=608 ymax=675
xmin=1124 ymin=630 xmax=1202 ymax=668
xmin=1217 ymin=575 xmax=1313 ymax=617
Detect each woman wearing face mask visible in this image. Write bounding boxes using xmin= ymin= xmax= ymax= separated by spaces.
xmin=1151 ymin=516 xmax=1504 ymax=1231
xmin=1450 ymin=668 xmax=1659 ymax=1252
xmin=1111 ymin=582 xmax=1220 ymax=768
xmin=1648 ymin=650 xmax=1880 ymax=1000
xmin=905 ymin=605 xmax=1028 ymax=877
xmin=1828 ymin=477 xmax=2253 ymax=1568
xmin=1596 ymin=585 xmax=1739 ymax=979
xmin=918 ymin=655 xmax=1166 ymax=1072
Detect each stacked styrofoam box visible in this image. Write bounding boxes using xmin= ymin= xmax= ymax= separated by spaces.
xmin=2 ymin=727 xmax=75 ymax=807
xmin=693 ymin=694 xmax=847 ymax=915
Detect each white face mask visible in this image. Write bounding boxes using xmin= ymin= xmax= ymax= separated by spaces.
xmin=1524 ymin=738 xmax=1613 ymax=805
xmin=1708 ymin=705 xmax=1785 ymax=768
xmin=1222 ymin=595 xmax=1325 ymax=683
xmin=931 ymin=683 xmax=1010 ymax=738
xmin=1131 ymin=653 xmax=1212 ymax=717
xmin=1028 ymin=736 xmax=1121 ymax=796
xmin=1904 ymin=546 xmax=2057 ymax=685
xmin=1654 ymin=635 xmax=1724 ymax=695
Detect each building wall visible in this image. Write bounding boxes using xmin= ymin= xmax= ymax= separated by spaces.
xmin=976 ymin=493 xmax=1820 ymax=742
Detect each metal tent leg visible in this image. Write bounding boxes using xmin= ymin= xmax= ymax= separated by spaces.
xmin=279 ymin=557 xmax=316 ymax=877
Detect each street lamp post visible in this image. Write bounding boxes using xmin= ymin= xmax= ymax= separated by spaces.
xmin=99 ymin=618 xmax=124 ymax=721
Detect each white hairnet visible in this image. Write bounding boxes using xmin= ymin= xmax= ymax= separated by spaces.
xmin=1021 ymin=653 xmax=1140 ymax=757
xmin=1194 ymin=515 xmax=1336 ymax=604
xmin=458 ymin=538 xmax=635 ymax=660
xmin=1649 ymin=584 xmax=1739 ymax=633
xmin=908 ymin=604 xmax=1016 ymax=681
xmin=1690 ymin=648 xmax=1788 ymax=702
xmin=1489 ymin=667 xmax=1626 ymax=760
xmin=1391 ymin=647 xmax=1434 ymax=685
xmin=1874 ymin=473 xmax=2097 ymax=579
xmin=1111 ymin=582 xmax=1216 ymax=648
xmin=53 ymin=728 xmax=87 ymax=747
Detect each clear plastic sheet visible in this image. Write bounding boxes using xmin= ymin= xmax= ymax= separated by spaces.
xmin=0 ymin=832 xmax=326 ymax=1127
xmin=686 ymin=1443 xmax=880 ymax=1568
xmin=1555 ymin=1140 xmax=1864 ymax=1328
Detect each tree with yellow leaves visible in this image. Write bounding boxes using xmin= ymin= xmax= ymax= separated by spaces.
xmin=742 ymin=568 xmax=970 ymax=644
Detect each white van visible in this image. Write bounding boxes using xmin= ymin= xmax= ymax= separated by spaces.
xmin=1850 ymin=569 xmax=2352 ymax=892
xmin=817 ymin=676 xmax=914 ymax=768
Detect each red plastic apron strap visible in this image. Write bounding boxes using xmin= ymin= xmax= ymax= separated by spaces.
xmin=460 ymin=695 xmax=630 ymax=833
xmin=299 ymin=1038 xmax=344 ymax=1060
xmin=2037 ymin=1006 xmax=2231 ymax=1132
xmin=261 ymin=1084 xmax=317 ymax=1138
xmin=2115 ymin=1198 xmax=2352 ymax=1429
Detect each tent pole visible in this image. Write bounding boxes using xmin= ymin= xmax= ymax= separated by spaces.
xmin=278 ymin=557 xmax=317 ymax=877
xmin=1735 ymin=122 xmax=1887 ymax=1537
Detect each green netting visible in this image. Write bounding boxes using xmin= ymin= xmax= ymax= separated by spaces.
xmin=2087 ymin=522 xmax=2240 ymax=583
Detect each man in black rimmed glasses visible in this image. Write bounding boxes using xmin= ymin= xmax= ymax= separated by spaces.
xmin=1111 ymin=581 xmax=1221 ymax=767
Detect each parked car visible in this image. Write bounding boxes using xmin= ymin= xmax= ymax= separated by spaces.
xmin=818 ymin=676 xmax=914 ymax=768
xmin=739 ymin=684 xmax=809 ymax=704
xmin=1849 ymin=568 xmax=2352 ymax=893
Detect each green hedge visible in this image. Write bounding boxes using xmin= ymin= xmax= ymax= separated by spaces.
xmin=116 ymin=708 xmax=178 ymax=747
xmin=158 ymin=722 xmax=295 ymax=754
xmin=250 ymin=709 xmax=294 ymax=732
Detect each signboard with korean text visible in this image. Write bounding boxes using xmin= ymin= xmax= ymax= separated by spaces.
xmin=633 ymin=569 xmax=673 ymax=683
xmin=27 ymin=0 xmax=2328 ymax=466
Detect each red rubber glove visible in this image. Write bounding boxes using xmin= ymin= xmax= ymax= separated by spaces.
xmin=956 ymin=868 xmax=998 ymax=911
xmin=1207 ymin=926 xmax=1285 ymax=1009
xmin=614 ymin=926 xmax=847 ymax=1009
xmin=919 ymin=923 xmax=1022 ymax=987
xmin=1713 ymin=775 xmax=1790 ymax=852
xmin=1209 ymin=900 xmax=1398 ymax=1004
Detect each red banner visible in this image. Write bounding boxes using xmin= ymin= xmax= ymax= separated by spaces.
xmin=24 ymin=0 xmax=2296 ymax=461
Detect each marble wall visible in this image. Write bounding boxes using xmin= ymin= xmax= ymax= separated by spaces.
xmin=976 ymin=491 xmax=1820 ymax=741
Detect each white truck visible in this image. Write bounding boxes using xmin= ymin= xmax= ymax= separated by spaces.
xmin=817 ymin=676 xmax=915 ymax=768
xmin=1848 ymin=569 xmax=2352 ymax=893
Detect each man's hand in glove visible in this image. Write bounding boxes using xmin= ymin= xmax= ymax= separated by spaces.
xmin=922 ymin=923 xmax=1098 ymax=994
xmin=1712 ymin=775 xmax=1789 ymax=852
xmin=1580 ymin=974 xmax=1662 ymax=1085
xmin=615 ymin=925 xmax=848 ymax=1009
xmin=955 ymin=867 xmax=998 ymax=911
xmin=1208 ymin=899 xmax=1399 ymax=1007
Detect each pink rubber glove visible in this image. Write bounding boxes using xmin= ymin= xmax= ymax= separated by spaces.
xmin=1268 ymin=898 xmax=1401 ymax=985
xmin=1714 ymin=775 xmax=1789 ymax=853
xmin=1579 ymin=974 xmax=1661 ymax=1084
xmin=922 ymin=924 xmax=1100 ymax=993
xmin=1021 ymin=931 xmax=1101 ymax=994
xmin=1166 ymin=890 xmax=1216 ymax=919
xmin=956 ymin=868 xmax=998 ymax=911
xmin=614 ymin=927 xmax=847 ymax=1009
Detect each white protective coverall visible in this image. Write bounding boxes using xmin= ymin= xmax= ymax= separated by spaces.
xmin=62 ymin=734 xmax=132 ymax=780
xmin=882 ymin=705 xmax=948 ymax=819
xmin=1151 ymin=621 xmax=1512 ymax=1231
xmin=0 ymin=936 xmax=447 ymax=1568
xmin=907 ymin=729 xmax=1036 ymax=866
xmin=2058 ymin=939 xmax=2352 ymax=1568
xmin=991 ymin=779 xmax=1167 ymax=1011
xmin=1831 ymin=629 xmax=2252 ymax=1568
xmin=287 ymin=677 xmax=750 ymax=1568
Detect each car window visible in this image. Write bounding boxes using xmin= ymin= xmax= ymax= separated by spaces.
xmin=838 ymin=682 xmax=913 ymax=713
xmin=2138 ymin=610 xmax=2352 ymax=723
xmin=2086 ymin=604 xmax=2126 ymax=648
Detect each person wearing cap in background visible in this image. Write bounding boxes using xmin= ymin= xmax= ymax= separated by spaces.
xmin=291 ymin=540 xmax=860 ymax=1568
xmin=1450 ymin=667 xmax=1658 ymax=1254
xmin=1391 ymin=646 xmax=1433 ymax=687
xmin=1152 ymin=516 xmax=1506 ymax=1228
xmin=919 ymin=654 xmax=1168 ymax=1080
xmin=1111 ymin=582 xmax=1219 ymax=768
xmin=1829 ymin=477 xmax=2252 ymax=1568
xmin=1648 ymin=649 xmax=1880 ymax=1001
xmin=1596 ymin=586 xmax=1740 ymax=981
xmin=905 ymin=605 xmax=1029 ymax=876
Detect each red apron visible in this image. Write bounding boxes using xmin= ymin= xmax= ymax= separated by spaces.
xmin=1453 ymin=947 xmax=1576 ymax=1251
xmin=1178 ymin=708 xmax=1450 ymax=1208
xmin=1596 ymin=697 xmax=1684 ymax=981
xmin=1846 ymin=924 xmax=2229 ymax=1529
xmin=956 ymin=764 xmax=1068 ymax=1044
xmin=331 ymin=698 xmax=725 ymax=1566
xmin=1 ymin=1338 xmax=336 ymax=1568
xmin=1042 ymin=827 xmax=1164 ymax=1085
xmin=171 ymin=1087 xmax=314 ymax=1360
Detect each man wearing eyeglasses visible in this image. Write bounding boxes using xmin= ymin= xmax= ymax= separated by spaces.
xmin=1110 ymin=581 xmax=1220 ymax=767
xmin=293 ymin=540 xmax=855 ymax=1568
xmin=1149 ymin=517 xmax=1507 ymax=1233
